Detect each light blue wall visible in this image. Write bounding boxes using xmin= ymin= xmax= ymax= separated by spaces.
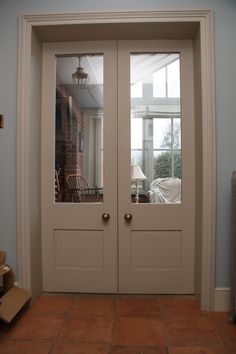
xmin=0 ymin=0 xmax=236 ymax=287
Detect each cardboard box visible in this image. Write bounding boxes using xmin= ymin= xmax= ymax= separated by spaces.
xmin=0 ymin=250 xmax=31 ymax=323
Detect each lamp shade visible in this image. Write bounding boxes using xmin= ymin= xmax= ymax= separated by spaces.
xmin=131 ymin=165 xmax=147 ymax=180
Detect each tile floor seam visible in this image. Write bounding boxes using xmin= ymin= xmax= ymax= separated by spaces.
xmin=69 ymin=297 xmax=115 ymax=319
xmin=164 ymin=315 xmax=226 ymax=349
xmin=209 ymin=316 xmax=227 ymax=348
xmin=0 ymin=341 xmax=54 ymax=354
xmin=109 ymin=296 xmax=118 ymax=354
xmin=63 ymin=338 xmax=110 ymax=344
xmin=159 ymin=300 xmax=172 ymax=354
xmin=0 ymin=338 xmax=55 ymax=345
xmin=109 ymin=298 xmax=117 ymax=351
xmin=57 ymin=316 xmax=113 ymax=345
xmin=48 ymin=295 xmax=76 ymax=352
xmin=54 ymin=338 xmax=115 ymax=346
xmin=215 ymin=319 xmax=236 ymax=348
xmin=49 ymin=343 xmax=111 ymax=354
xmin=158 ymin=300 xmax=165 ymax=320
xmin=110 ymin=344 xmax=171 ymax=354
xmin=162 ymin=315 xmax=172 ymax=354
xmin=1 ymin=294 xmax=235 ymax=354
xmin=0 ymin=316 xmax=65 ymax=343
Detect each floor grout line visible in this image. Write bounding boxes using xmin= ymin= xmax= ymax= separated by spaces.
xmin=47 ymin=294 xmax=76 ymax=353
xmin=0 ymin=294 xmax=234 ymax=354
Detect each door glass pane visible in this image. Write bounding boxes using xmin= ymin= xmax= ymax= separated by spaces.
xmin=167 ymin=60 xmax=180 ymax=97
xmin=153 ymin=67 xmax=166 ymax=98
xmin=153 ymin=118 xmax=171 ymax=149
xmin=130 ymin=53 xmax=181 ymax=204
xmin=55 ymin=54 xmax=104 ymax=203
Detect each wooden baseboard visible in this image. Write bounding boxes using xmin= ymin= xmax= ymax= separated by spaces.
xmin=214 ymin=287 xmax=230 ymax=311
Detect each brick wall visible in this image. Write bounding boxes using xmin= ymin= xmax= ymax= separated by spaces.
xmin=56 ymin=86 xmax=84 ymax=192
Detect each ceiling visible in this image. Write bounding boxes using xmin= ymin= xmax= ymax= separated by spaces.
xmin=56 ymin=52 xmax=179 ymax=109
xmin=46 ymin=21 xmax=199 ymax=110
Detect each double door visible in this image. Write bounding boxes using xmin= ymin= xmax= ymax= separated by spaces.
xmin=41 ymin=40 xmax=195 ymax=294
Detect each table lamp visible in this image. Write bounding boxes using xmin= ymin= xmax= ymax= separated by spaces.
xmin=131 ymin=165 xmax=147 ymax=203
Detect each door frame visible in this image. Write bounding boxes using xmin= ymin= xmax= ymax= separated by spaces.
xmin=17 ymin=10 xmax=216 ymax=310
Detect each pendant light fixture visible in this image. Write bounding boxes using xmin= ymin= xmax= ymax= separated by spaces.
xmin=72 ymin=56 xmax=89 ymax=87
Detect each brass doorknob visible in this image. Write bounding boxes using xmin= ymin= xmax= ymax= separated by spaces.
xmin=124 ymin=213 xmax=132 ymax=222
xmin=102 ymin=212 xmax=110 ymax=222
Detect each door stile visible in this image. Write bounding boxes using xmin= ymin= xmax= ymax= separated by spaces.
xmin=41 ymin=41 xmax=118 ymax=293
xmin=117 ymin=40 xmax=195 ymax=293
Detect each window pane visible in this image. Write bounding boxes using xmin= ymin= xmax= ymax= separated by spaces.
xmin=131 ymin=150 xmax=143 ymax=166
xmin=173 ymin=118 xmax=181 ymax=149
xmin=167 ymin=59 xmax=180 ymax=97
xmin=153 ymin=150 xmax=181 ymax=180
xmin=153 ymin=151 xmax=172 ymax=178
xmin=130 ymin=53 xmax=182 ymax=204
xmin=153 ymin=118 xmax=172 ymax=149
xmin=131 ymin=80 xmax=143 ymax=98
xmin=55 ymin=54 xmax=104 ymax=203
xmin=153 ymin=67 xmax=166 ymax=98
xmin=131 ymin=118 xmax=143 ymax=149
xmin=173 ymin=150 xmax=182 ymax=178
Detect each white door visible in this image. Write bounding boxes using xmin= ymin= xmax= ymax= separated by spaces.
xmin=41 ymin=41 xmax=118 ymax=292
xmin=118 ymin=40 xmax=195 ymax=293
xmin=41 ymin=40 xmax=195 ymax=294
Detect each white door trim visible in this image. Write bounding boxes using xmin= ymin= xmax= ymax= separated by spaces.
xmin=17 ymin=10 xmax=215 ymax=310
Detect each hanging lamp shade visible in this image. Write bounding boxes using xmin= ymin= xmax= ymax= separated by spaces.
xmin=72 ymin=56 xmax=89 ymax=87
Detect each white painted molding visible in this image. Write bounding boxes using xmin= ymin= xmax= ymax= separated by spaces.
xmin=17 ymin=10 xmax=215 ymax=309
xmin=214 ymin=288 xmax=230 ymax=312
xmin=17 ymin=17 xmax=32 ymax=292
xmin=20 ymin=10 xmax=212 ymax=25
xmin=199 ymin=9 xmax=216 ymax=312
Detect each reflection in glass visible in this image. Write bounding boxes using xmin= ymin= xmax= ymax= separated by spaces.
xmin=131 ymin=53 xmax=181 ymax=204
xmin=153 ymin=67 xmax=166 ymax=98
xmin=131 ymin=80 xmax=143 ymax=98
xmin=55 ymin=54 xmax=104 ymax=203
xmin=167 ymin=60 xmax=180 ymax=97
xmin=131 ymin=165 xmax=147 ymax=204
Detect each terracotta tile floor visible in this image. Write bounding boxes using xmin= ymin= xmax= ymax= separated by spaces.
xmin=0 ymin=294 xmax=236 ymax=354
